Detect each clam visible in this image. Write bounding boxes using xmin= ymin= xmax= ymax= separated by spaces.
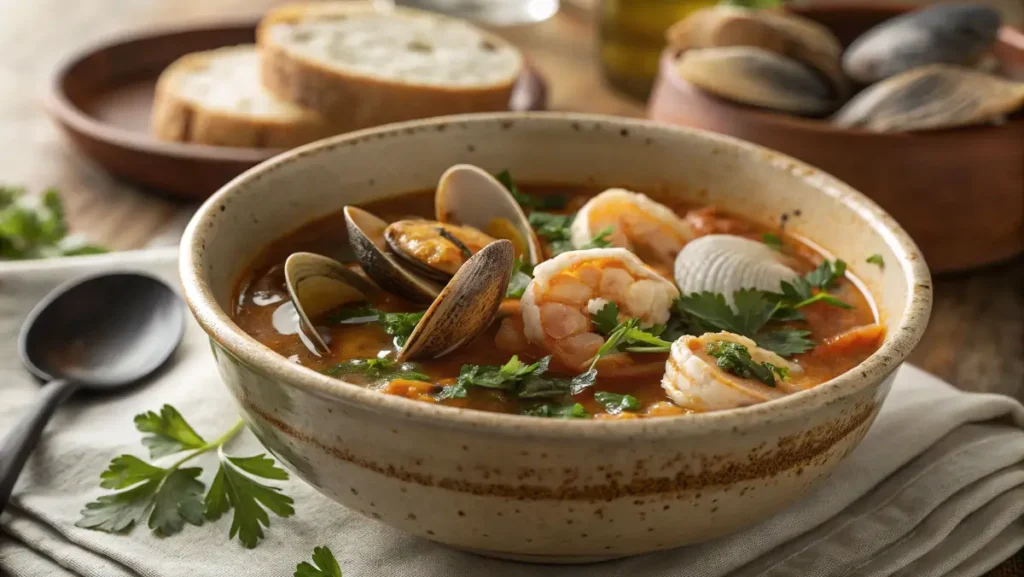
xmin=284 ymin=252 xmax=378 ymax=354
xmin=843 ymin=3 xmax=1002 ymax=84
xmin=666 ymin=6 xmax=848 ymax=98
xmin=434 ymin=164 xmax=543 ymax=266
xmin=674 ymin=234 xmax=797 ymax=304
xmin=832 ymin=64 xmax=1024 ymax=132
xmin=398 ymin=239 xmax=515 ymax=362
xmin=674 ymin=47 xmax=836 ymax=115
xmin=344 ymin=206 xmax=443 ymax=303
xmin=384 ymin=220 xmax=498 ymax=283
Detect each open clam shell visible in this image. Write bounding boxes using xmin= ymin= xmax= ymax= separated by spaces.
xmin=344 ymin=206 xmax=443 ymax=303
xmin=674 ymin=234 xmax=798 ymax=304
xmin=667 ymin=6 xmax=848 ymax=98
xmin=383 ymin=219 xmax=499 ymax=284
xmin=435 ymin=164 xmax=544 ymax=266
xmin=832 ymin=64 xmax=1024 ymax=132
xmin=842 ymin=3 xmax=1002 ymax=84
xmin=398 ymin=239 xmax=515 ymax=362
xmin=284 ymin=252 xmax=377 ymax=354
xmin=674 ymin=47 xmax=836 ymax=115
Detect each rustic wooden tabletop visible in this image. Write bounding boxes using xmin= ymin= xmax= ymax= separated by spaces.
xmin=1 ymin=0 xmax=1021 ymax=574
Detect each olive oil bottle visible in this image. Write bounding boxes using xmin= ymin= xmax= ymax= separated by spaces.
xmin=598 ymin=0 xmax=719 ymax=100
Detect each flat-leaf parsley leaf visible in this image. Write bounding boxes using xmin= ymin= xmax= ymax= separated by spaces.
xmin=295 ymin=545 xmax=343 ymax=577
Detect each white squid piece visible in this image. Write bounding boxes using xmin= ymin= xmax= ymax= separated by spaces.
xmin=570 ymin=189 xmax=694 ymax=268
xmin=662 ymin=332 xmax=804 ymax=412
xmin=515 ymin=248 xmax=680 ymax=372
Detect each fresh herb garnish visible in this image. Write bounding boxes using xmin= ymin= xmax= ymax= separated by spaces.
xmin=804 ymin=259 xmax=847 ymax=290
xmin=442 ymin=356 xmax=597 ymax=401
xmin=496 ymin=170 xmax=568 ymax=210
xmin=0 ymin=187 xmax=106 ymax=260
xmin=752 ymin=328 xmax=815 ymax=357
xmin=436 ymin=227 xmax=472 ymax=259
xmin=594 ymin=391 xmax=641 ymax=413
xmin=528 ymin=211 xmax=575 ymax=255
xmin=327 ymin=307 xmax=425 ymax=348
xmin=704 ymin=341 xmax=787 ymax=387
xmin=589 ymin=301 xmax=622 ymax=335
xmin=762 ymin=232 xmax=783 ymax=251
xmin=590 ymin=316 xmax=674 ymax=369
xmin=325 ymin=358 xmax=431 ymax=384
xmin=78 ymin=405 xmax=293 ymax=548
xmin=295 ymin=545 xmax=343 ymax=577
xmin=580 ymin=226 xmax=615 ymax=250
xmin=866 ymin=254 xmax=885 ymax=268
xmin=521 ymin=403 xmax=590 ymax=419
xmin=506 ymin=258 xmax=533 ymax=299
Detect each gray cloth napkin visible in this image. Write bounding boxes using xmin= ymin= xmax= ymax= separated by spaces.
xmin=1 ymin=250 xmax=1023 ymax=577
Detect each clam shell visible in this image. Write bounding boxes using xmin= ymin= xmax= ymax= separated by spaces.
xmin=674 ymin=234 xmax=797 ymax=304
xmin=832 ymin=64 xmax=1024 ymax=132
xmin=675 ymin=47 xmax=836 ymax=115
xmin=843 ymin=3 xmax=1002 ymax=84
xmin=398 ymin=240 xmax=515 ymax=362
xmin=344 ymin=206 xmax=443 ymax=303
xmin=284 ymin=252 xmax=376 ymax=354
xmin=435 ymin=164 xmax=544 ymax=266
xmin=667 ymin=6 xmax=849 ymax=98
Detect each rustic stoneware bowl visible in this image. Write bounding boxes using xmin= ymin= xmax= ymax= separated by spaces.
xmin=179 ymin=113 xmax=932 ymax=563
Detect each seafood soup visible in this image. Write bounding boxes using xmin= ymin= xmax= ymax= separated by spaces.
xmin=233 ymin=165 xmax=884 ymax=420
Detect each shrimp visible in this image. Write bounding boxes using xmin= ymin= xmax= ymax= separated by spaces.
xmin=516 ymin=248 xmax=680 ymax=373
xmin=570 ymin=188 xmax=694 ymax=268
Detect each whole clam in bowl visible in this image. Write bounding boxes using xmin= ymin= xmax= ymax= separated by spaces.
xmin=179 ymin=112 xmax=932 ymax=563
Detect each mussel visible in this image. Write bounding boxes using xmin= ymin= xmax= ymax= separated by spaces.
xmin=832 ymin=64 xmax=1024 ymax=132
xmin=842 ymin=3 xmax=1003 ymax=84
xmin=674 ymin=47 xmax=836 ymax=115
xmin=284 ymin=252 xmax=377 ymax=354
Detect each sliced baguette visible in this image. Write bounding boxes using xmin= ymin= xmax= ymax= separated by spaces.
xmin=257 ymin=1 xmax=524 ymax=130
xmin=152 ymin=45 xmax=340 ymax=148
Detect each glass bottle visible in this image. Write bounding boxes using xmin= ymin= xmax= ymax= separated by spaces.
xmin=598 ymin=0 xmax=718 ymax=100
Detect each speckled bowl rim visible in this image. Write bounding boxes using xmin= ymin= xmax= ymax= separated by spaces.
xmin=179 ymin=112 xmax=932 ymax=439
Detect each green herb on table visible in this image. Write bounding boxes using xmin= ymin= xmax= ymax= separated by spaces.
xmin=528 ymin=211 xmax=575 ymax=255
xmin=705 ymin=340 xmax=787 ymax=387
xmin=594 ymin=391 xmax=641 ymax=413
xmin=521 ymin=402 xmax=590 ymax=419
xmin=506 ymin=258 xmax=533 ymax=299
xmin=579 ymin=226 xmax=615 ymax=250
xmin=866 ymin=254 xmax=885 ymax=268
xmin=77 ymin=404 xmax=293 ymax=548
xmin=325 ymin=358 xmax=431 ymax=385
xmin=326 ymin=307 xmax=425 ymax=348
xmin=0 ymin=187 xmax=105 ymax=260
xmin=295 ymin=545 xmax=343 ymax=577
xmin=496 ymin=169 xmax=568 ymax=210
xmin=761 ymin=232 xmax=783 ymax=251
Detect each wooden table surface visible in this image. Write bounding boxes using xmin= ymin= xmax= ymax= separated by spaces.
xmin=1 ymin=0 xmax=1021 ymax=574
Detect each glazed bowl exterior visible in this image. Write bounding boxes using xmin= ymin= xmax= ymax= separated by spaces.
xmin=647 ymin=4 xmax=1024 ymax=274
xmin=179 ymin=112 xmax=931 ymax=562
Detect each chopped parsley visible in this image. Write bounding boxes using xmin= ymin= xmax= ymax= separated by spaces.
xmin=528 ymin=211 xmax=575 ymax=255
xmin=590 ymin=316 xmax=673 ymax=369
xmin=505 ymin=258 xmax=533 ymax=298
xmin=705 ymin=340 xmax=787 ymax=387
xmin=761 ymin=232 xmax=783 ymax=251
xmin=804 ymin=259 xmax=847 ymax=290
xmin=866 ymin=254 xmax=885 ymax=268
xmin=496 ymin=169 xmax=568 ymax=210
xmin=324 ymin=358 xmax=430 ymax=385
xmin=327 ymin=307 xmax=425 ymax=348
xmin=589 ymin=301 xmax=622 ymax=335
xmin=0 ymin=187 xmax=106 ymax=260
xmin=440 ymin=356 xmax=597 ymax=402
xmin=521 ymin=403 xmax=589 ymax=419
xmin=579 ymin=226 xmax=615 ymax=250
xmin=593 ymin=392 xmax=641 ymax=413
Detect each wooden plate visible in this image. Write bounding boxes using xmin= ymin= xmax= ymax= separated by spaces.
xmin=46 ymin=21 xmax=549 ymax=200
xmin=648 ymin=4 xmax=1024 ymax=274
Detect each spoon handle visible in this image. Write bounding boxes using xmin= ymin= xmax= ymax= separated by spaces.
xmin=0 ymin=379 xmax=78 ymax=511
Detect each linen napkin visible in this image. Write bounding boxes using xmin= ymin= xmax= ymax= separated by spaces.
xmin=1 ymin=250 xmax=1022 ymax=577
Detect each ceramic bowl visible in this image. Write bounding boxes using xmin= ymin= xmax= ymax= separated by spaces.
xmin=647 ymin=5 xmax=1024 ymax=274
xmin=179 ymin=112 xmax=932 ymax=563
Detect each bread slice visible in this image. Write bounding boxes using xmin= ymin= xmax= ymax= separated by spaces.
xmin=257 ymin=2 xmax=524 ymax=130
xmin=152 ymin=45 xmax=340 ymax=148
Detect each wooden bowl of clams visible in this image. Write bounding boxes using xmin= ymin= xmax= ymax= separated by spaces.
xmin=648 ymin=2 xmax=1024 ymax=273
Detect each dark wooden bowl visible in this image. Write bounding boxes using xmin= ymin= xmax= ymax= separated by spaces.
xmin=45 ymin=21 xmax=548 ymax=201
xmin=647 ymin=4 xmax=1024 ymax=274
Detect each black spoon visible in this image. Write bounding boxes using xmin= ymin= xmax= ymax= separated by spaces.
xmin=0 ymin=272 xmax=185 ymax=512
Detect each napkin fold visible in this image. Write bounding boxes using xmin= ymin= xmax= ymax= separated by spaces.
xmin=1 ymin=250 xmax=1022 ymax=577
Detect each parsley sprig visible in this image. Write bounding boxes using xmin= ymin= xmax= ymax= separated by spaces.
xmin=325 ymin=358 xmax=430 ymax=385
xmin=77 ymin=405 xmax=293 ymax=548
xmin=439 ymin=355 xmax=597 ymax=401
xmin=0 ymin=187 xmax=105 ymax=260
xmin=705 ymin=340 xmax=788 ymax=387
xmin=328 ymin=307 xmax=425 ymax=347
xmin=295 ymin=545 xmax=343 ymax=577
xmin=594 ymin=391 xmax=641 ymax=413
xmin=496 ymin=169 xmax=568 ymax=210
xmin=528 ymin=211 xmax=575 ymax=255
